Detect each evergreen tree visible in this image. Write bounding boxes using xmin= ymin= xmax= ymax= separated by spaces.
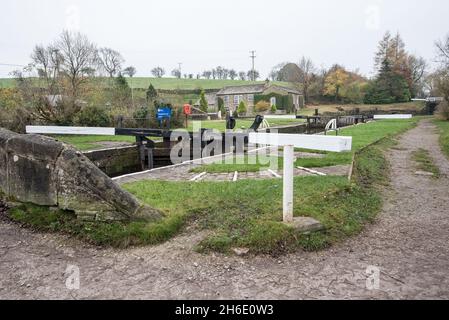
xmin=364 ymin=58 xmax=411 ymax=104
xmin=199 ymin=90 xmax=208 ymax=112
xmin=237 ymin=100 xmax=247 ymax=115
xmin=146 ymin=83 xmax=158 ymax=102
xmin=113 ymin=74 xmax=132 ymax=107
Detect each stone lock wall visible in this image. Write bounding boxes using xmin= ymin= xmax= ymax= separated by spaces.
xmin=0 ymin=128 xmax=162 ymax=222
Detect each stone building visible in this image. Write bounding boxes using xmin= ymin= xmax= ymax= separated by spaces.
xmin=216 ymin=81 xmax=303 ymax=114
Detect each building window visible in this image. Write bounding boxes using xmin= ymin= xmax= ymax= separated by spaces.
xmin=224 ymin=96 xmax=229 ymax=104
xmin=247 ymin=94 xmax=254 ymax=104
xmin=270 ymin=97 xmax=276 ymax=106
xmin=234 ymin=95 xmax=243 ymax=106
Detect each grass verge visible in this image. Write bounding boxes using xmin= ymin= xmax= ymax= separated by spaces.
xmin=411 ymin=148 xmax=440 ymax=177
xmin=192 ymin=118 xmax=419 ymax=173
xmin=434 ymin=119 xmax=449 ymax=159
xmin=5 ymin=204 xmax=188 ymax=248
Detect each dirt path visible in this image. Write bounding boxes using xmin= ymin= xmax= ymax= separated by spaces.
xmin=1 ymin=119 xmax=449 ymax=299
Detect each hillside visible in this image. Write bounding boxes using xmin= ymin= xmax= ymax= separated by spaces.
xmin=0 ymin=77 xmax=292 ymax=90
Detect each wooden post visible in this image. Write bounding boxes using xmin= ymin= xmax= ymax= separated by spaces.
xmin=283 ymin=145 xmax=294 ymax=223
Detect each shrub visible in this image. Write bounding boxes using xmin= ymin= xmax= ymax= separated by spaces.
xmin=436 ymin=101 xmax=449 ymax=120
xmin=255 ymin=100 xmax=270 ymax=112
xmin=75 ymin=105 xmax=111 ymax=127
xmin=255 ymin=94 xmax=294 ymax=112
xmin=146 ymin=84 xmax=158 ymax=102
xmin=271 ymin=104 xmax=277 ymax=113
xmin=133 ymin=106 xmax=149 ymax=119
xmin=217 ymin=97 xmax=225 ymax=115
xmin=237 ymin=100 xmax=247 ymax=115
xmin=199 ymin=90 xmax=208 ymax=113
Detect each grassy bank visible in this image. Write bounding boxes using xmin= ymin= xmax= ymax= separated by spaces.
xmin=5 ymin=119 xmax=417 ymax=254
xmin=299 ymin=101 xmax=425 ymax=116
xmin=434 ymin=119 xmax=449 ymax=158
xmin=4 ymin=136 xmax=397 ymax=254
xmin=193 ymin=118 xmax=419 ymax=173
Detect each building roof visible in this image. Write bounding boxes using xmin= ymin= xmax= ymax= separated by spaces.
xmin=216 ymin=82 xmax=301 ymax=96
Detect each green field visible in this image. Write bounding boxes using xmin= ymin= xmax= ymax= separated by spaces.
xmin=0 ymin=77 xmax=291 ymax=90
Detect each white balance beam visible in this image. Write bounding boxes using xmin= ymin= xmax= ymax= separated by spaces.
xmin=249 ymin=132 xmax=352 ymax=223
xmin=249 ymin=132 xmax=352 ymax=152
xmin=373 ymin=114 xmax=412 ymax=120
xmin=26 ymin=126 xmax=116 ymax=136
xmin=263 ymin=115 xmax=297 ymax=120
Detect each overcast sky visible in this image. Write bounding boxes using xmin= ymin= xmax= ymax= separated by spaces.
xmin=1 ymin=0 xmax=449 ymax=78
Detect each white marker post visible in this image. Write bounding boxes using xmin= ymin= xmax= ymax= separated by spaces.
xmin=249 ymin=132 xmax=352 ymax=224
xmin=283 ymin=144 xmax=294 ymax=222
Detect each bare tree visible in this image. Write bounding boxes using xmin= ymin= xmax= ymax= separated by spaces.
xmin=269 ymin=63 xmax=287 ymax=81
xmin=202 ymin=70 xmax=212 ymax=79
xmin=297 ymin=56 xmax=316 ymax=104
xmin=407 ymin=55 xmax=427 ymax=97
xmin=97 ymin=47 xmax=124 ymax=77
xmin=222 ymin=68 xmax=229 ymax=79
xmin=151 ymin=66 xmax=165 ymax=78
xmin=238 ymin=71 xmax=246 ymax=80
xmin=247 ymin=70 xmax=260 ymax=81
xmin=434 ymin=35 xmax=449 ymax=102
xmin=216 ymin=66 xmax=224 ymax=79
xmin=229 ymin=69 xmax=237 ymax=80
xmin=171 ymin=68 xmax=181 ymax=78
xmin=123 ymin=66 xmax=137 ymax=107
xmin=56 ymin=31 xmax=97 ymax=96
xmin=436 ymin=35 xmax=449 ymax=65
xmin=31 ymin=45 xmax=64 ymax=94
xmin=123 ymin=66 xmax=136 ymax=77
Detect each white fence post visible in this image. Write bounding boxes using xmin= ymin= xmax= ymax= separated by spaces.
xmin=283 ymin=145 xmax=294 ymax=223
xmin=249 ymin=132 xmax=352 ymax=225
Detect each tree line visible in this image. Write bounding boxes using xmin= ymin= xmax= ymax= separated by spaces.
xmin=149 ymin=66 xmax=260 ymax=81
xmin=268 ymin=32 xmax=427 ymax=105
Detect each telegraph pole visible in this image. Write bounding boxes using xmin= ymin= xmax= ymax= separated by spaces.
xmin=178 ymin=62 xmax=182 ymax=79
xmin=249 ymin=50 xmax=256 ymax=81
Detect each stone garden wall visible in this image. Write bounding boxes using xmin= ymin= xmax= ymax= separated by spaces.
xmin=0 ymin=128 xmax=162 ymax=222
